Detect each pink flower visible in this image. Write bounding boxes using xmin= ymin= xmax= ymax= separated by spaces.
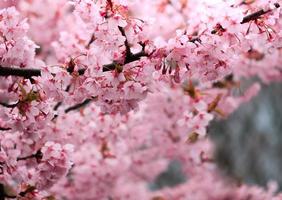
xmin=35 ymin=142 xmax=73 ymax=190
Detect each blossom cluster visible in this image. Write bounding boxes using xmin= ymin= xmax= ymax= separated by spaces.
xmin=0 ymin=0 xmax=282 ymax=199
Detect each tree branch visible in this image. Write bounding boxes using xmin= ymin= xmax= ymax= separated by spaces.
xmin=0 ymin=66 xmax=41 ymax=78
xmin=101 ymin=49 xmax=149 ymax=72
xmin=0 ymin=27 xmax=150 ymax=77
xmin=17 ymin=150 xmax=42 ymax=162
xmin=65 ymin=98 xmax=93 ymax=113
xmin=0 ymin=127 xmax=11 ymax=131
xmin=0 ymin=101 xmax=18 ymax=108
xmin=102 ymin=27 xmax=149 ymax=72
xmin=52 ymin=97 xmax=95 ymax=120
xmin=118 ymin=26 xmax=132 ymax=61
xmin=240 ymin=3 xmax=280 ymax=24
xmin=240 ymin=9 xmax=268 ymax=24
xmin=0 ymin=183 xmax=16 ymax=199
xmin=86 ymin=33 xmax=96 ymax=49
xmin=1 ymin=32 xmax=148 ymax=77
xmin=53 ymin=85 xmax=71 ymax=111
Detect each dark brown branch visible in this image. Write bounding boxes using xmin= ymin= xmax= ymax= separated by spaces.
xmin=66 ymin=59 xmax=86 ymax=75
xmin=125 ymin=49 xmax=148 ymax=63
xmin=102 ymin=49 xmax=148 ymax=72
xmin=0 ymin=101 xmax=18 ymax=108
xmin=53 ymin=102 xmax=63 ymax=111
xmin=0 ymin=183 xmax=37 ymax=199
xmin=103 ymin=27 xmax=149 ymax=72
xmin=212 ymin=74 xmax=234 ymax=88
xmin=118 ymin=26 xmax=132 ymax=61
xmin=0 ymin=66 xmax=41 ymax=78
xmin=1 ymin=27 xmax=148 ymax=76
xmin=0 ymin=63 xmax=85 ymax=79
xmin=52 ymin=97 xmax=94 ymax=120
xmin=0 ymin=127 xmax=11 ymax=131
xmin=17 ymin=150 xmax=42 ymax=162
xmin=240 ymin=3 xmax=280 ymax=24
xmin=57 ymin=94 xmax=95 ymax=113
xmin=17 ymin=154 xmax=36 ymax=161
xmin=103 ymin=63 xmax=117 ymax=72
xmin=18 ymin=186 xmax=36 ymax=198
xmin=189 ymin=37 xmax=202 ymax=44
xmin=86 ymin=33 xmax=96 ymax=49
xmin=240 ymin=9 xmax=268 ymax=24
xmin=0 ymin=184 xmax=16 ymax=199
xmin=53 ymin=85 xmax=71 ymax=111
xmin=65 ymin=98 xmax=93 ymax=113
xmin=53 ymin=35 xmax=91 ymax=112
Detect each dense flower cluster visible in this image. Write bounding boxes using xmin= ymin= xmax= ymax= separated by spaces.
xmin=0 ymin=0 xmax=282 ymax=199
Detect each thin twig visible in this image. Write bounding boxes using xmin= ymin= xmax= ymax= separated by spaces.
xmin=65 ymin=98 xmax=93 ymax=113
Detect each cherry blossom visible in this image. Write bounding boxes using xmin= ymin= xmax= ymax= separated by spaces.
xmin=0 ymin=0 xmax=282 ymax=199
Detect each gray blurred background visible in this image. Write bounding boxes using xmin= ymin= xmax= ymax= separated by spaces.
xmin=210 ymin=82 xmax=282 ymax=190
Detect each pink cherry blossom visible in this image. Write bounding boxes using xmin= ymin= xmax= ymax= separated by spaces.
xmin=0 ymin=0 xmax=282 ymax=199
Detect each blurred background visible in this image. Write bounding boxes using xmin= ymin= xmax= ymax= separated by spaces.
xmin=210 ymin=82 xmax=282 ymax=190
xmin=150 ymin=82 xmax=282 ymax=191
